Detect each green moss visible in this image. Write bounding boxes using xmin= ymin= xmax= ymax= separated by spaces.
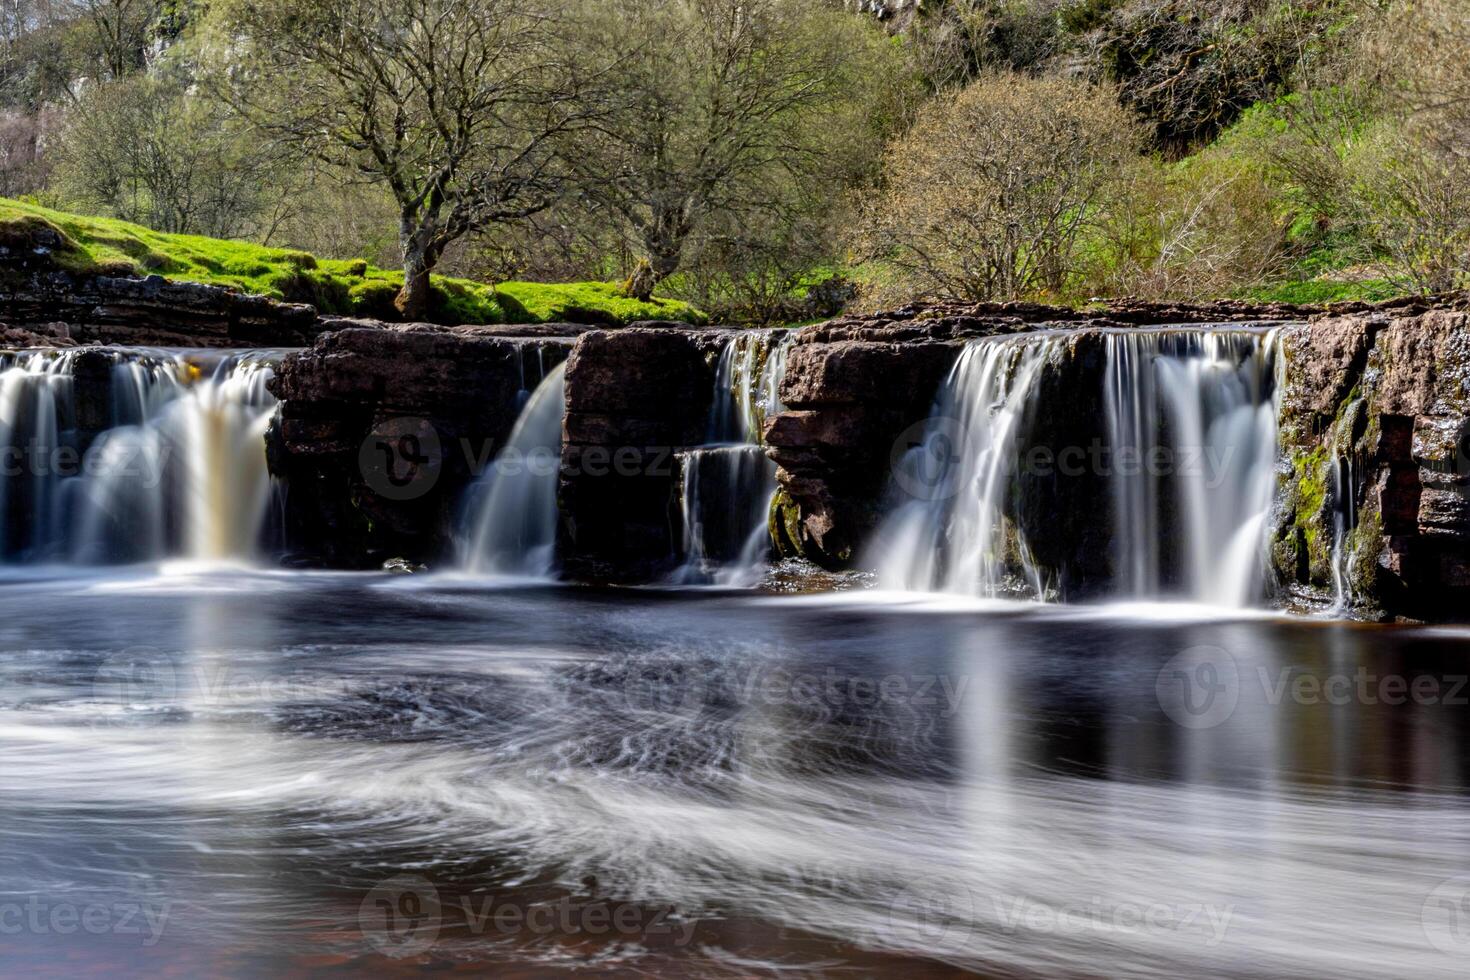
xmin=1292 ymin=445 xmax=1331 ymax=554
xmin=0 ymin=197 xmax=705 ymax=326
xmin=494 ymin=281 xmax=705 ymax=326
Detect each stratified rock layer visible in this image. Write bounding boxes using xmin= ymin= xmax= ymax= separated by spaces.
xmin=1272 ymin=307 xmax=1470 ymax=618
xmin=2 ymin=272 xmax=322 ymax=347
xmin=557 ymin=324 xmax=730 ymax=581
xmin=269 ymin=321 xmax=583 ymax=566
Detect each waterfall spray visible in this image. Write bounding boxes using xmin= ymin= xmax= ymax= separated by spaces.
xmin=869 ymin=334 xmax=1055 ymax=597
xmin=459 ymin=361 xmax=567 ymax=576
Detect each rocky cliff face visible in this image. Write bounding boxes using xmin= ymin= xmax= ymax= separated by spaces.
xmin=761 ymin=296 xmax=1470 ymax=618
xmin=557 ymin=324 xmax=731 ymax=581
xmin=1271 ymin=307 xmax=1470 ymax=618
xmin=1 ymin=271 xmax=322 ymax=347
xmin=268 ymin=321 xmax=586 ymax=566
xmin=762 ymin=298 xmax=1311 ymax=574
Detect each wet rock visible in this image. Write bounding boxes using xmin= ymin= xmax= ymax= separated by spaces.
xmin=269 ymin=322 xmax=578 ymax=567
xmin=1270 ymin=303 xmax=1470 ymax=619
xmin=558 ymin=325 xmax=729 ymax=581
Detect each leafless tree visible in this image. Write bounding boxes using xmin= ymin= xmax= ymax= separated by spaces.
xmin=575 ymin=0 xmax=899 ymax=298
xmin=219 ymin=0 xmax=595 ymax=319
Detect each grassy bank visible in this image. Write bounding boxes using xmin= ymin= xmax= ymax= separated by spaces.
xmin=0 ymin=198 xmax=704 ymax=326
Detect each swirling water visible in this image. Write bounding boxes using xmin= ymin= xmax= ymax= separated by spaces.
xmin=1 ymin=570 xmax=1468 ymax=977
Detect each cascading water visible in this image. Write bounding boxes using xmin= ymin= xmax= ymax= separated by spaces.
xmin=867 ymin=327 xmax=1285 ymax=607
xmin=1103 ymin=330 xmax=1281 ymax=607
xmin=0 ymin=349 xmax=281 ymax=566
xmin=458 ymin=361 xmax=567 ymax=576
xmin=869 ymin=334 xmax=1055 ymax=597
xmin=673 ymin=330 xmax=791 ymax=585
xmin=0 ymin=352 xmax=75 ymax=556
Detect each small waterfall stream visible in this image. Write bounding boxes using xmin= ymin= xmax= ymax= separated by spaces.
xmin=1103 ymin=330 xmax=1281 ymax=606
xmin=0 ymin=349 xmax=281 ymax=566
xmin=673 ymin=330 xmax=792 ymax=586
xmin=870 ymin=334 xmax=1056 ymax=596
xmin=870 ymin=327 xmax=1285 ymax=607
xmin=458 ymin=361 xmax=567 ymax=576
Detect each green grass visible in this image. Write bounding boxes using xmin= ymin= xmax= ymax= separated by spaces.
xmin=496 ymin=281 xmax=705 ymax=325
xmin=1240 ymin=278 xmax=1400 ymax=305
xmin=0 ymin=197 xmax=703 ymax=326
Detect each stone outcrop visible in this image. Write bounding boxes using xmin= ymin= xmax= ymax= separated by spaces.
xmin=764 ymin=295 xmax=1470 ymax=618
xmin=268 ymin=321 xmax=584 ymax=566
xmin=1 ymin=271 xmax=322 ymax=347
xmin=1271 ymin=307 xmax=1470 ymax=619
xmin=557 ymin=324 xmax=731 ymax=581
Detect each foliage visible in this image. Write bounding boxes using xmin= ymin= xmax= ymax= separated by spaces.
xmin=0 ymin=197 xmax=704 ymax=324
xmin=496 ymin=281 xmax=704 ymax=325
xmin=216 ymin=0 xmax=594 ymax=318
xmin=53 ymin=74 xmax=298 ymax=240
xmin=570 ymin=0 xmax=909 ymax=296
xmin=854 ymin=72 xmax=1144 ymax=304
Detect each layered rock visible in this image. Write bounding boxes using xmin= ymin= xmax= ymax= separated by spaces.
xmin=268 ymin=321 xmax=584 ymax=566
xmin=557 ymin=324 xmax=731 ymax=581
xmin=1271 ymin=307 xmax=1470 ymax=618
xmin=1 ymin=271 xmax=321 ymax=347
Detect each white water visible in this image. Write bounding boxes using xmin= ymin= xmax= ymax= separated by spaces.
xmin=870 ymin=334 xmax=1055 ymax=597
xmin=459 ymin=361 xmax=567 ymax=576
xmin=870 ymin=328 xmax=1285 ymax=607
xmin=674 ymin=330 xmax=791 ymax=584
xmin=1104 ymin=330 xmax=1282 ymax=607
xmin=674 ymin=445 xmax=775 ymax=587
xmin=0 ymin=349 xmax=280 ymax=565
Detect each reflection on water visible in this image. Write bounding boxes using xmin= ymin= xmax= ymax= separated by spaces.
xmin=1 ymin=573 xmax=1468 ymax=977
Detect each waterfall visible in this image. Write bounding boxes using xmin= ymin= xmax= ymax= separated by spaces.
xmin=0 ymin=349 xmax=281 ymax=566
xmin=0 ymin=352 xmax=75 ymax=556
xmin=458 ymin=361 xmax=567 ymax=576
xmin=674 ymin=330 xmax=791 ymax=585
xmin=1103 ymin=330 xmax=1281 ymax=607
xmin=867 ymin=327 xmax=1284 ymax=607
xmin=869 ymin=334 xmax=1055 ymax=597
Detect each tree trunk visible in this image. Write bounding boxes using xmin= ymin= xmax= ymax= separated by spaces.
xmin=396 ymin=233 xmax=435 ymax=321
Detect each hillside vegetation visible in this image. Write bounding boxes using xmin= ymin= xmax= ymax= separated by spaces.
xmin=0 ymin=199 xmax=703 ymax=325
xmin=0 ymin=0 xmax=1461 ymax=322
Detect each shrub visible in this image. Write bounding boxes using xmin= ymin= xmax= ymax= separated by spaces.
xmin=854 ymin=72 xmax=1145 ymax=305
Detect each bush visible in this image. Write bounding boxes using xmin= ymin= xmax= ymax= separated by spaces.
xmin=1090 ymin=146 xmax=1287 ymax=300
xmin=854 ymin=72 xmax=1145 ymax=305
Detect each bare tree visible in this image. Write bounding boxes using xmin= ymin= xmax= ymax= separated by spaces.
xmin=70 ymin=0 xmax=156 ymax=79
xmin=55 ymin=75 xmax=300 ymax=239
xmin=219 ymin=0 xmax=592 ymax=319
xmin=576 ymin=0 xmax=900 ymax=298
